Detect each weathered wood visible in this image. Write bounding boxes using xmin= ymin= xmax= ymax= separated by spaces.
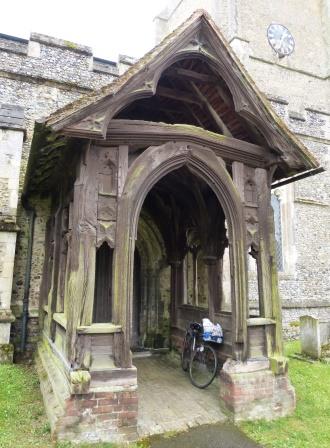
xmin=189 ymin=82 xmax=233 ymax=137
xmin=64 ymin=142 xmax=99 ymax=365
xmin=255 ymin=167 xmax=283 ymax=356
xmin=118 ymin=145 xmax=128 ymax=196
xmin=105 ymin=120 xmax=275 ymax=168
xmin=114 ymin=142 xmax=248 ymax=362
xmin=167 ymin=67 xmax=217 ymax=83
xmin=47 ymin=205 xmax=64 ymax=340
xmin=156 ymin=86 xmax=203 ymax=106
xmin=232 ymin=162 xmax=245 ymax=202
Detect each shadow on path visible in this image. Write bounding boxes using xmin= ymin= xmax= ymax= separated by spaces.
xmin=149 ymin=423 xmax=263 ymax=448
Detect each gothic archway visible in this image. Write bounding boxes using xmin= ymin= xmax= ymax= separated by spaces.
xmin=113 ymin=141 xmax=248 ymax=366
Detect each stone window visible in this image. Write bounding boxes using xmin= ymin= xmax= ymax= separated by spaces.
xmin=271 ymin=193 xmax=283 ymax=271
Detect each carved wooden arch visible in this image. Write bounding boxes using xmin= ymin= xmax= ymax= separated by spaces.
xmin=113 ymin=141 xmax=248 ymax=366
xmin=101 ymin=50 xmax=261 ymax=134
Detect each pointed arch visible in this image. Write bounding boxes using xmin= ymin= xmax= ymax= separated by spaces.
xmin=113 ymin=141 xmax=248 ymax=365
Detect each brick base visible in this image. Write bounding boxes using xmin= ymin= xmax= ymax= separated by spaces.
xmin=219 ymin=359 xmax=296 ymax=421
xmin=36 ymin=340 xmax=138 ymax=444
xmin=55 ymin=390 xmax=138 ymax=443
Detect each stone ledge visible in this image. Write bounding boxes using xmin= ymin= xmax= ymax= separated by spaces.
xmin=249 ymin=299 xmax=330 ymax=309
xmin=30 ymin=33 xmax=92 ymax=55
xmin=0 ymin=103 xmax=24 ymax=130
xmin=0 ymin=33 xmax=28 ymax=55
xmin=0 ymin=221 xmax=20 ymax=232
xmin=0 ymin=309 xmax=15 ymax=323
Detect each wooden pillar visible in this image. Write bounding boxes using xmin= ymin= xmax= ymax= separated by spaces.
xmin=231 ymin=161 xmax=249 ymax=360
xmin=255 ymin=168 xmax=283 ymax=356
xmin=65 ymin=144 xmax=98 ymax=366
xmin=46 ymin=205 xmax=63 ymax=340
xmin=170 ymin=260 xmax=183 ymax=330
xmin=203 ymin=256 xmax=219 ymax=321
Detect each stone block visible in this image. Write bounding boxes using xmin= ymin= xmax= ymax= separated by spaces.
xmin=0 ymin=343 xmax=14 ymax=363
xmin=300 ymin=315 xmax=321 ymax=358
xmin=270 ymin=355 xmax=288 ymax=375
xmin=70 ymin=370 xmax=91 ymax=394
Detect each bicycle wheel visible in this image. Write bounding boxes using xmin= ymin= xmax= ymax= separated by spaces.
xmin=189 ymin=344 xmax=218 ymax=388
xmin=181 ymin=333 xmax=191 ymax=371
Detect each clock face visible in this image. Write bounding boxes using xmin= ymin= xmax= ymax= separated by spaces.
xmin=267 ymin=24 xmax=295 ymax=57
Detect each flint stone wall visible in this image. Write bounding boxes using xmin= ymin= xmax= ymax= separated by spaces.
xmin=0 ymin=32 xmax=124 ymax=355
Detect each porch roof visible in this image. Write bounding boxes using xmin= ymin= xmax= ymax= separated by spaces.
xmin=24 ymin=10 xmax=320 ymax=196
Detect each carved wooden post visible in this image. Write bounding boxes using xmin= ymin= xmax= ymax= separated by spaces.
xmin=65 ymin=144 xmax=98 ymax=366
xmin=203 ymin=256 xmax=219 ymax=321
xmin=170 ymin=260 xmax=183 ymax=331
xmin=255 ymin=168 xmax=283 ymax=355
xmin=46 ymin=205 xmax=63 ymax=340
xmin=231 ymin=161 xmax=249 ymax=360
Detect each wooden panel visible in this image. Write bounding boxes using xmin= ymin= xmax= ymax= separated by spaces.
xmin=91 ymin=334 xmax=113 ymax=355
xmin=248 ymin=326 xmax=267 ymax=358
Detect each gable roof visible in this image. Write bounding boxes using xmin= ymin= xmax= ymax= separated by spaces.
xmin=29 ymin=9 xmax=320 ymax=189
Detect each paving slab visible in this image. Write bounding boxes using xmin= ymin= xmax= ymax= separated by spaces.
xmin=134 ymin=354 xmax=227 ymax=437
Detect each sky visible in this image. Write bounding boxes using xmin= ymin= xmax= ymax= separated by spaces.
xmin=0 ymin=0 xmax=169 ymax=62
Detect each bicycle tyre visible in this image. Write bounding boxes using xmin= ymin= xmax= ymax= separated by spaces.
xmin=181 ymin=333 xmax=191 ymax=371
xmin=189 ymin=344 xmax=218 ymax=388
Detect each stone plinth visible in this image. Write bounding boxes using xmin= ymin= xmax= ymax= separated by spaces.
xmin=219 ymin=358 xmax=295 ymax=421
xmin=0 ymin=309 xmax=15 ymax=363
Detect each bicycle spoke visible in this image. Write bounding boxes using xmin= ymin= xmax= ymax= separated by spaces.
xmin=189 ymin=345 xmax=217 ymax=388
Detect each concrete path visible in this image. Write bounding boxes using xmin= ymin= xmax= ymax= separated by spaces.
xmin=134 ymin=354 xmax=227 ymax=437
xmin=149 ymin=423 xmax=262 ymax=448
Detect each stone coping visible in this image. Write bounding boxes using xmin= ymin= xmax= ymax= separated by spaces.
xmin=249 ymin=299 xmax=330 ymax=309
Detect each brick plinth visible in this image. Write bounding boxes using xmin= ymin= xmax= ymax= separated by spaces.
xmin=219 ymin=359 xmax=296 ymax=421
xmin=36 ymin=341 xmax=138 ymax=444
xmin=56 ymin=390 xmax=138 ymax=443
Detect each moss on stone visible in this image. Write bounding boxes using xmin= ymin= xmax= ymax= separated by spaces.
xmin=289 ymin=320 xmax=300 ymax=327
xmin=64 ymin=40 xmax=78 ymax=50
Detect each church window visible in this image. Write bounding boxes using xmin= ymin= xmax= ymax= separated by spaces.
xmin=271 ymin=194 xmax=283 ymax=271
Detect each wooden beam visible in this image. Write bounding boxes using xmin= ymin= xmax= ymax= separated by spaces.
xmin=189 ymin=82 xmax=233 ymax=137
xmin=103 ymin=120 xmax=276 ymax=168
xmin=166 ymin=67 xmax=217 ymax=83
xmin=156 ymin=86 xmax=202 ymax=106
xmin=215 ymin=85 xmax=233 ymax=107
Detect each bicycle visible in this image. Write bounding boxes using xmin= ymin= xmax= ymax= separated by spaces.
xmin=181 ymin=322 xmax=218 ymax=389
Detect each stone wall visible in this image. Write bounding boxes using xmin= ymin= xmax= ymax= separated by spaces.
xmin=0 ymin=32 xmax=124 ymax=357
xmin=155 ymin=0 xmax=330 ymax=338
